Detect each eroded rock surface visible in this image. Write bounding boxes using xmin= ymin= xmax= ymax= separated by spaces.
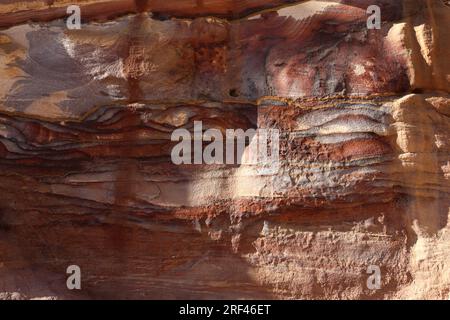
xmin=0 ymin=0 xmax=449 ymax=299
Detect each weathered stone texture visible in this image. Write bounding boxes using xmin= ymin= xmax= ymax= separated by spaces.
xmin=0 ymin=0 xmax=449 ymax=299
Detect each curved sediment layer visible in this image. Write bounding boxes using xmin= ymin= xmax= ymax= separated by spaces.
xmin=0 ymin=0 xmax=449 ymax=300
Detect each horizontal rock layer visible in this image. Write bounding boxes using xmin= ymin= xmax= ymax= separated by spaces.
xmin=0 ymin=0 xmax=449 ymax=299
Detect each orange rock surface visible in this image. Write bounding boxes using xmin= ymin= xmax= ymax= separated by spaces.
xmin=0 ymin=0 xmax=449 ymax=299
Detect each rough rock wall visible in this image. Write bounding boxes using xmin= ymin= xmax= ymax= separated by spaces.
xmin=0 ymin=0 xmax=449 ymax=299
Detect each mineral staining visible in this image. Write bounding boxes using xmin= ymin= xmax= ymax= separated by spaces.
xmin=0 ymin=0 xmax=449 ymax=300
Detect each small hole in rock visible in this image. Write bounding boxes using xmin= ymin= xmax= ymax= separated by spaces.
xmin=229 ymin=89 xmax=239 ymax=97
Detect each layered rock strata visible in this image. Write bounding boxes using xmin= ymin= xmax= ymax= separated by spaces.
xmin=0 ymin=0 xmax=449 ymax=299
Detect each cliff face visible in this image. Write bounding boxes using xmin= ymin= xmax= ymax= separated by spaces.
xmin=0 ymin=0 xmax=449 ymax=300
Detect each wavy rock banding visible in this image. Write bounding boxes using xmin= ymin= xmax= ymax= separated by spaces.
xmin=0 ymin=0 xmax=449 ymax=299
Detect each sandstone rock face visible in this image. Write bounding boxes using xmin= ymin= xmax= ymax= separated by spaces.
xmin=0 ymin=0 xmax=449 ymax=300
